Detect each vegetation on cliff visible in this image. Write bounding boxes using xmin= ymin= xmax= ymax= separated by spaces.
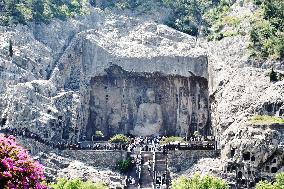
xmin=0 ymin=0 xmax=89 ymax=25
xmin=1 ymin=0 xmax=283 ymax=60
xmin=250 ymin=0 xmax=284 ymax=60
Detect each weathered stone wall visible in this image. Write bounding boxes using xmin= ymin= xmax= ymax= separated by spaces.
xmin=16 ymin=137 xmax=56 ymax=155
xmin=16 ymin=136 xmax=127 ymax=169
xmin=58 ymin=150 xmax=128 ymax=169
xmin=167 ymin=150 xmax=218 ymax=173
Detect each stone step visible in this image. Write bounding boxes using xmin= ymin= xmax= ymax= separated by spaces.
xmin=155 ymin=160 xmax=166 ymax=163
xmin=140 ymin=167 xmax=153 ymax=188
xmin=127 ymin=185 xmax=138 ymax=189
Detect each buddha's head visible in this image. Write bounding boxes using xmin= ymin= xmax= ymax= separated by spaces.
xmin=146 ymin=88 xmax=155 ymax=103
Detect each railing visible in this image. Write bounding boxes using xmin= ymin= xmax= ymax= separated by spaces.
xmin=0 ymin=127 xmax=218 ymax=152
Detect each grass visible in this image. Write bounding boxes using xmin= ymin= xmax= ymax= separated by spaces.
xmin=250 ymin=115 xmax=284 ymax=125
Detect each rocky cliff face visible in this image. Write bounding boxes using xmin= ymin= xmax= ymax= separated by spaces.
xmin=0 ymin=7 xmax=208 ymax=140
xmin=0 ymin=1 xmax=284 ymax=187
xmin=0 ymin=7 xmax=209 ymax=181
xmin=191 ymin=1 xmax=284 ymax=187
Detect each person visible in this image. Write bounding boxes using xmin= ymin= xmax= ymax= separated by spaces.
xmin=148 ymin=160 xmax=152 ymax=174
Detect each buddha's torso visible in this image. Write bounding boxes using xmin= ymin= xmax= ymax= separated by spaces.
xmin=140 ymin=103 xmax=161 ymax=124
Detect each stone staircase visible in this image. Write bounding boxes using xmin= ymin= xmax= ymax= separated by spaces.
xmin=140 ymin=152 xmax=154 ymax=188
xmin=126 ymin=149 xmax=170 ymax=189
xmin=154 ymin=152 xmax=168 ymax=189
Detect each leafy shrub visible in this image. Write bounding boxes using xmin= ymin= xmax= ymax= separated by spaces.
xmin=116 ymin=159 xmax=133 ymax=174
xmin=256 ymin=172 xmax=284 ymax=189
xmin=193 ymin=131 xmax=200 ymax=138
xmin=95 ymin=130 xmax=104 ymax=138
xmin=160 ymin=136 xmax=184 ymax=144
xmin=51 ymin=178 xmax=108 ymax=189
xmin=0 ymin=134 xmax=48 ymax=189
xmin=173 ymin=174 xmax=229 ymax=189
xmin=109 ymin=134 xmax=129 ymax=144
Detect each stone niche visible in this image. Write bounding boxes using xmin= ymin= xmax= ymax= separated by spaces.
xmin=85 ymin=65 xmax=210 ymax=139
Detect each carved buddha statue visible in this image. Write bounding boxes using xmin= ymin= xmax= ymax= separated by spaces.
xmin=131 ymin=89 xmax=163 ymax=136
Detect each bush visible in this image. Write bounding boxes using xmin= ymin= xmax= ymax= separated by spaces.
xmin=160 ymin=136 xmax=184 ymax=144
xmin=51 ymin=178 xmax=108 ymax=189
xmin=173 ymin=174 xmax=229 ymax=189
xmin=0 ymin=134 xmax=48 ymax=189
xmin=256 ymin=172 xmax=284 ymax=189
xmin=95 ymin=130 xmax=104 ymax=138
xmin=116 ymin=159 xmax=133 ymax=174
xmin=109 ymin=134 xmax=129 ymax=145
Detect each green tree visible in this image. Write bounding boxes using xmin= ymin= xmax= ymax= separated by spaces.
xmin=250 ymin=0 xmax=284 ymax=60
xmin=32 ymin=0 xmax=45 ymax=23
xmin=8 ymin=39 xmax=13 ymax=57
xmin=173 ymin=174 xmax=229 ymax=189
xmin=0 ymin=0 xmax=90 ymax=25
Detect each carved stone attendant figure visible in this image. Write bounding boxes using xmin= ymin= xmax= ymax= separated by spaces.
xmin=177 ymin=105 xmax=190 ymax=138
xmin=87 ymin=105 xmax=103 ymax=139
xmin=132 ymin=89 xmax=163 ymax=136
xmin=197 ymin=100 xmax=208 ymax=135
xmin=108 ymin=106 xmax=122 ymax=136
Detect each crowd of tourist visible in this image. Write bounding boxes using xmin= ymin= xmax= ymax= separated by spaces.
xmin=0 ymin=127 xmax=216 ymax=152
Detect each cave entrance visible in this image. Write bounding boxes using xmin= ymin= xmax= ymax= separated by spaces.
xmin=85 ymin=65 xmax=210 ymax=139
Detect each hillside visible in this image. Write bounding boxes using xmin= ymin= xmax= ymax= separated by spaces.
xmin=0 ymin=0 xmax=284 ymax=188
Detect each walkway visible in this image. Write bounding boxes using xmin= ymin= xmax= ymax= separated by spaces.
xmin=126 ymin=145 xmax=170 ymax=189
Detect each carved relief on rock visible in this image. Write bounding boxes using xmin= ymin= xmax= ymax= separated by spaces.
xmin=176 ymin=105 xmax=190 ymax=138
xmin=107 ymin=106 xmax=122 ymax=136
xmin=197 ymin=99 xmax=208 ymax=135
